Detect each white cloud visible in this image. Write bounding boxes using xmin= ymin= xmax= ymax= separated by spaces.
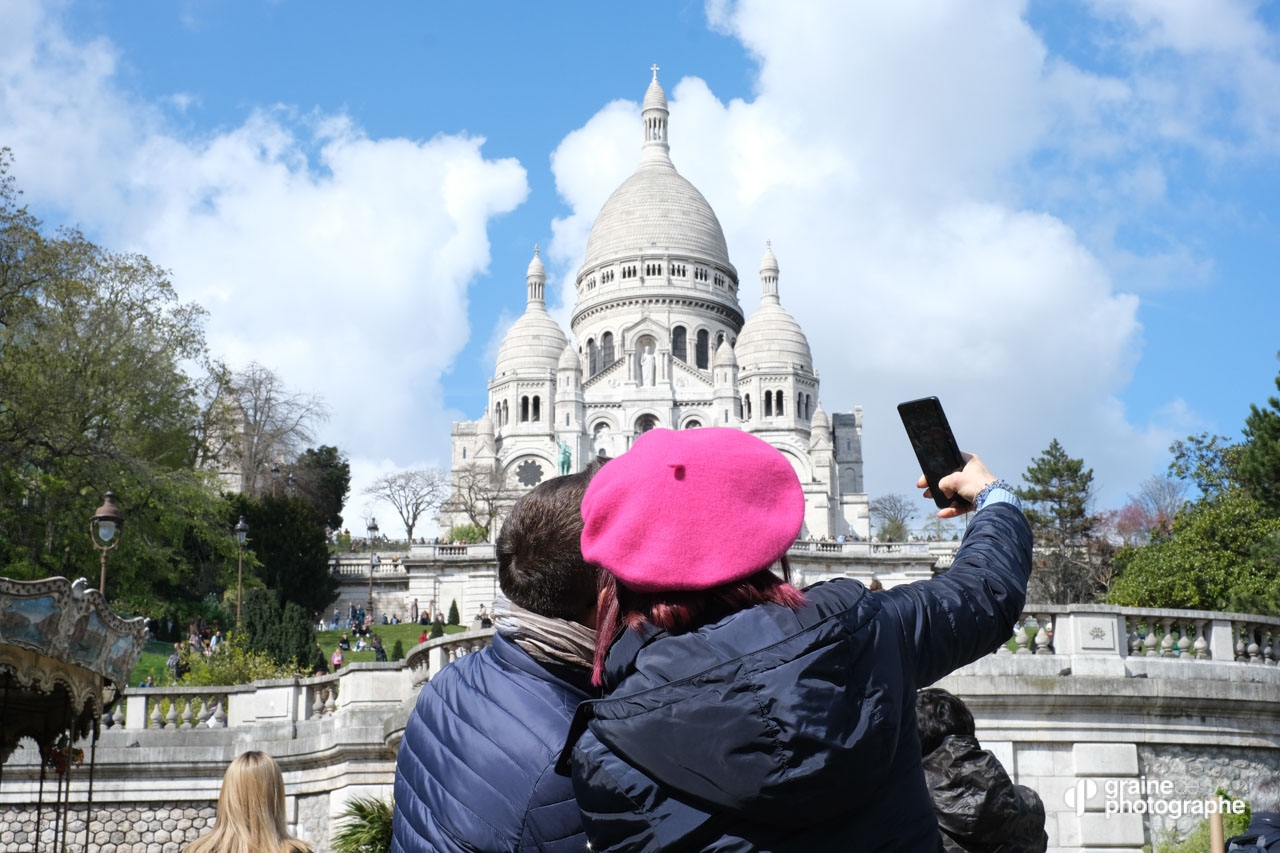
xmin=545 ymin=0 xmax=1198 ymax=509
xmin=0 ymin=0 xmax=529 ymax=537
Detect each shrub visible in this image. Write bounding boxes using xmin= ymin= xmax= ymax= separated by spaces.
xmin=332 ymin=796 xmax=393 ymax=853
xmin=180 ymin=632 xmax=302 ymax=686
xmin=390 ymin=639 xmax=404 ymax=661
xmin=429 ymin=619 xmax=445 ymax=640
xmin=444 ymin=523 xmax=486 ymax=544
xmin=447 ymin=599 xmax=460 ymax=626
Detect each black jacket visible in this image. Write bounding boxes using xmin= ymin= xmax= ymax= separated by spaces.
xmin=923 ymin=735 xmax=1047 ymax=853
xmin=1231 ymin=813 xmax=1280 ymax=852
xmin=567 ymin=502 xmax=1032 ymax=852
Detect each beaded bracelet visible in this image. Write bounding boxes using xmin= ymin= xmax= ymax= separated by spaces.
xmin=974 ymin=479 xmax=1017 ymax=511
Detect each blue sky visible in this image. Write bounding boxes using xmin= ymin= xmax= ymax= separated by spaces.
xmin=3 ymin=0 xmax=1279 ymax=535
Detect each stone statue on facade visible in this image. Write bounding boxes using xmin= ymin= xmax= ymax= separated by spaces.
xmin=641 ymin=346 xmax=656 ymax=387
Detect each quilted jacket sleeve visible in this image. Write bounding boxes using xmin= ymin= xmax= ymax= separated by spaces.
xmin=877 ymin=502 xmax=1032 ymax=688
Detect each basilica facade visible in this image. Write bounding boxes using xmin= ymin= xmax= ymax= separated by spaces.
xmin=443 ymin=71 xmax=869 ymax=540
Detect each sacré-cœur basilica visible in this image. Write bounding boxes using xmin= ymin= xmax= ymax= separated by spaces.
xmin=442 ymin=70 xmax=871 ymax=541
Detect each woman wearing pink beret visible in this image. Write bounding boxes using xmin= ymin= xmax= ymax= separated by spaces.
xmin=560 ymin=426 xmax=1032 ymax=852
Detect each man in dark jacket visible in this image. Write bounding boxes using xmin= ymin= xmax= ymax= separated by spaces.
xmin=916 ymin=687 xmax=1047 ymax=853
xmin=1229 ymin=775 xmax=1280 ymax=852
xmin=392 ymin=462 xmax=603 ymax=853
xmin=567 ymin=469 xmax=1032 ymax=851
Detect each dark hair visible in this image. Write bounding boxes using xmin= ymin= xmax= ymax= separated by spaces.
xmin=592 ymin=560 xmax=807 ymax=686
xmin=915 ymin=687 xmax=976 ymax=756
xmin=496 ymin=459 xmax=605 ymax=620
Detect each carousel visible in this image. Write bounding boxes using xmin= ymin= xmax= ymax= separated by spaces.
xmin=0 ymin=571 xmax=149 ymax=851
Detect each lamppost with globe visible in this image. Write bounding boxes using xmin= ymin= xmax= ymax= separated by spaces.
xmin=90 ymin=491 xmax=124 ymax=594
xmin=234 ymin=516 xmax=249 ymax=627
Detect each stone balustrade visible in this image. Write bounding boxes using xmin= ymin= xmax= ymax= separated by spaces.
xmin=405 ymin=629 xmax=495 ymax=687
xmin=993 ymin=603 xmax=1280 ymax=667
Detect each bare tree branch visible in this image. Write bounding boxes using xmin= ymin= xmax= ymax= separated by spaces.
xmin=364 ymin=467 xmax=451 ymax=541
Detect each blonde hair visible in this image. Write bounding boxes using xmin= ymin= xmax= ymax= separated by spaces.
xmin=186 ymin=751 xmax=310 ymax=853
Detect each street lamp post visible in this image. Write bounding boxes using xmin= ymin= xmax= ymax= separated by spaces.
xmin=90 ymin=491 xmax=124 ymax=595
xmin=287 ymin=471 xmax=296 ymax=496
xmin=234 ymin=516 xmax=249 ymax=627
xmin=367 ymin=518 xmax=380 ymax=625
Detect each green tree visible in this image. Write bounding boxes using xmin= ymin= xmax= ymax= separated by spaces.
xmin=0 ymin=151 xmax=236 ymax=613
xmin=447 ymin=599 xmax=460 ymax=626
xmin=231 ymin=493 xmax=336 ymax=616
xmin=1237 ymin=354 xmax=1280 ymax=513
xmin=294 ymin=444 xmax=350 ymax=530
xmin=1017 ymin=439 xmax=1101 ymax=603
xmin=241 ymin=587 xmax=316 ymax=668
xmin=869 ymin=493 xmax=916 ymax=542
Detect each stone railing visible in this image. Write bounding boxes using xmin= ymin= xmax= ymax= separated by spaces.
xmin=991 ymin=603 xmax=1280 ymax=666
xmin=405 ymin=628 xmax=495 ymax=686
xmin=330 ymin=557 xmax=410 ymax=577
xmin=406 ymin=542 xmax=498 ymax=560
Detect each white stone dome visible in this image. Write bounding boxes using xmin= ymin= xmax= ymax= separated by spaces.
xmin=582 ymin=164 xmax=731 ymax=270
xmin=810 ymin=404 xmax=831 ymax=449
xmin=558 ymin=342 xmax=581 ymax=372
xmin=580 ymin=72 xmax=733 ymax=272
xmin=495 ymin=247 xmax=568 ymax=377
xmin=713 ymin=338 xmax=738 ymax=368
xmin=495 ymin=308 xmax=568 ymax=378
xmin=737 ymin=244 xmax=813 ymax=372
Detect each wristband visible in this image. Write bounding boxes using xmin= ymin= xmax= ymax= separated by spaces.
xmin=974 ymin=479 xmax=1017 ymax=511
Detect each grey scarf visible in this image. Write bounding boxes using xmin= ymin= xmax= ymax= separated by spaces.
xmin=491 ymin=593 xmax=596 ymax=670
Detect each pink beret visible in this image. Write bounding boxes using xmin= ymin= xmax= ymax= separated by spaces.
xmin=580 ymin=427 xmax=804 ymax=592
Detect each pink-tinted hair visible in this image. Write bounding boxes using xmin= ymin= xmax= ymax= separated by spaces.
xmin=591 ymin=556 xmax=807 ymax=686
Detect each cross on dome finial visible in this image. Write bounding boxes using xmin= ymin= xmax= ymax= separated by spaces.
xmin=533 ymin=243 xmax=540 ymax=257
xmin=651 ymin=63 xmax=660 ymax=80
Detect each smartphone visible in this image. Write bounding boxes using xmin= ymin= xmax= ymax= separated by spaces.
xmin=897 ymin=397 xmax=971 ymax=510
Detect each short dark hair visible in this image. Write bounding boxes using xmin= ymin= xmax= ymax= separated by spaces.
xmin=915 ymin=687 xmax=976 ymax=756
xmin=496 ymin=460 xmax=605 ymax=620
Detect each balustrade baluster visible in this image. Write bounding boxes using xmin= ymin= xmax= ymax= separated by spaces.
xmin=1193 ymin=620 xmax=1209 ymax=660
xmin=1176 ymin=621 xmax=1192 ymax=658
xmin=151 ymin=698 xmax=164 ymax=729
xmin=1034 ymin=615 xmax=1053 ymax=655
xmin=323 ymin=687 xmax=337 ymax=716
xmin=212 ymin=699 xmax=227 ymax=728
xmin=1266 ymin=629 xmax=1278 ymax=666
xmin=197 ymin=697 xmax=212 ymax=727
xmin=180 ymin=698 xmax=194 ymax=729
xmin=1013 ymin=619 xmax=1031 ymax=655
xmin=312 ymin=688 xmax=325 ymax=719
xmin=1128 ymin=619 xmax=1143 ymax=657
xmin=166 ymin=698 xmax=179 ymax=729
xmin=1143 ymin=626 xmax=1159 ymax=657
xmin=1247 ymin=624 xmax=1262 ymax=663
xmin=1160 ymin=618 xmax=1176 ymax=658
xmin=1235 ymin=622 xmax=1249 ymax=662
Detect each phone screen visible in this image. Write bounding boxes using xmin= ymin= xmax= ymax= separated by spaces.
xmin=897 ymin=397 xmax=970 ymax=510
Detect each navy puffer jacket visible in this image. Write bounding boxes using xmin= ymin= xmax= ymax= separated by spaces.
xmin=566 ymin=502 xmax=1032 ymax=852
xmin=393 ymin=632 xmax=592 ymax=852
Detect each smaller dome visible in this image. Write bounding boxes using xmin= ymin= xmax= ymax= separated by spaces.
xmin=643 ymin=74 xmax=668 ymax=113
xmin=736 ymin=303 xmax=813 ymax=373
xmin=527 ymin=244 xmax=546 ymax=281
xmin=494 ymin=308 xmax=569 ymax=377
xmin=760 ymin=241 xmax=779 ymax=275
xmin=712 ymin=338 xmax=737 ymax=369
xmin=477 ymin=409 xmax=494 ymax=436
xmin=810 ymin=404 xmax=832 ymax=450
xmin=558 ymin=342 xmax=581 ymax=372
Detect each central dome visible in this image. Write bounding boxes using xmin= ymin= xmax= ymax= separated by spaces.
xmin=582 ymin=163 xmax=732 ymax=270
xmin=580 ymin=71 xmax=733 ymax=273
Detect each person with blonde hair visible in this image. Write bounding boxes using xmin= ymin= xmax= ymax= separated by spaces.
xmin=186 ymin=751 xmax=310 ymax=853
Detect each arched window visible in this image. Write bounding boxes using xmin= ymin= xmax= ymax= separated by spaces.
xmin=462 ymin=447 xmax=467 ymax=459
xmin=685 ymin=420 xmax=701 ymax=429
xmin=672 ymin=326 xmax=687 ymax=362
xmin=587 ymin=339 xmax=599 ymax=377
xmin=806 ymin=394 xmax=812 ymax=419
xmin=798 ymin=392 xmax=804 ymax=418
xmin=636 ymin=415 xmax=658 ymax=434
xmin=744 ymin=394 xmax=752 ymax=420
xmin=520 ymin=396 xmax=530 ymax=422
xmin=532 ymin=396 xmax=541 ymax=422
xmin=565 ymin=413 xmax=570 ymax=426
xmin=695 ymin=329 xmax=709 ymax=369
xmin=716 ymin=331 xmax=725 ymax=352
xmin=775 ymin=390 xmax=784 ymax=416
xmin=765 ymin=392 xmax=773 ymax=417
xmin=601 ymin=331 xmax=615 ymax=366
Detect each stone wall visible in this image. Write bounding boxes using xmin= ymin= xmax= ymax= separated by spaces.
xmin=296 ymin=792 xmax=331 ymax=852
xmin=1137 ymin=744 xmax=1280 ymax=841
xmin=0 ymin=801 xmax=216 ymax=853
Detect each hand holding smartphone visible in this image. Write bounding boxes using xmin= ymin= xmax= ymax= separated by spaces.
xmin=897 ymin=397 xmax=972 ymax=511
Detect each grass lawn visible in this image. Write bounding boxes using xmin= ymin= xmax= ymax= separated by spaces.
xmin=126 ymin=622 xmax=471 ymax=686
